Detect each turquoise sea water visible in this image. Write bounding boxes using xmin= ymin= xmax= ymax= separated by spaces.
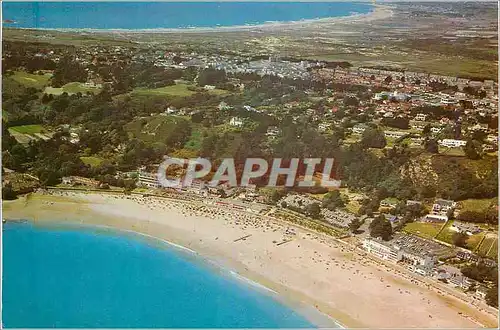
xmin=2 ymin=221 xmax=320 ymax=328
xmin=2 ymin=2 xmax=373 ymax=29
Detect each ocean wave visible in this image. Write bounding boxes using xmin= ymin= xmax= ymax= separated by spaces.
xmin=228 ymin=270 xmax=278 ymax=294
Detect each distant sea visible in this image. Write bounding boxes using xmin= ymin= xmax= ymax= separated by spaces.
xmin=2 ymin=222 xmax=325 ymax=328
xmin=2 ymin=2 xmax=373 ymax=30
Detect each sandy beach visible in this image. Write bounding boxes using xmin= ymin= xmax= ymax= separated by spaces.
xmin=3 ymin=191 xmax=498 ymax=328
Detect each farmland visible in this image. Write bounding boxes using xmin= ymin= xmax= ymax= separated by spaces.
xmin=10 ymin=71 xmax=52 ymax=89
xmin=131 ymin=84 xmax=196 ymax=98
xmin=44 ymin=82 xmax=101 ymax=95
xmin=8 ymin=125 xmax=52 ymax=144
xmin=80 ymin=156 xmax=104 ymax=167
xmin=131 ymin=83 xmax=230 ymax=98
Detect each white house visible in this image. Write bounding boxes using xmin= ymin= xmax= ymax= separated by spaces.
xmin=229 ymin=117 xmax=244 ymax=127
xmin=414 ymin=113 xmax=427 ymax=121
xmin=438 ymin=139 xmax=467 ymax=148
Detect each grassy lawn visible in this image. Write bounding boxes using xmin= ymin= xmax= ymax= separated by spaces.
xmin=44 ymin=82 xmax=101 ymax=95
xmin=9 ymin=124 xmax=45 ymax=134
xmin=403 ymin=221 xmax=443 ymax=239
xmin=477 ymin=234 xmax=498 ymax=259
xmin=458 ymin=198 xmax=497 ymax=213
xmin=184 ymin=126 xmax=204 ymax=151
xmin=435 ymin=220 xmax=455 ymax=244
xmin=8 ymin=124 xmax=53 ymax=144
xmin=11 ymin=71 xmax=51 ymax=89
xmin=132 ymin=84 xmax=196 ymax=97
xmin=125 ymin=114 xmax=192 ymax=144
xmin=207 ymin=88 xmax=231 ymax=96
xmin=80 ymin=156 xmax=104 ymax=167
xmin=466 ymin=232 xmax=485 ymax=251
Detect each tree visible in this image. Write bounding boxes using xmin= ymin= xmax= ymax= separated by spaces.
xmin=424 ymin=138 xmax=439 ymax=153
xmin=322 ymin=190 xmax=345 ymax=210
xmin=343 ymin=96 xmax=359 ymax=107
xmin=349 ymin=218 xmax=362 ymax=233
xmin=369 ymin=214 xmax=392 ymax=241
xmin=197 ymin=67 xmax=227 ymax=86
xmin=51 ymin=56 xmax=88 ymax=87
xmin=305 ymin=202 xmax=321 ymax=219
xmin=461 ymin=262 xmax=498 ymax=284
xmin=2 ymin=183 xmax=18 ymax=200
xmin=486 ymin=286 xmax=498 ymax=307
xmin=422 ymin=124 xmax=431 ymax=135
xmin=463 ymin=139 xmax=483 ymax=160
xmin=452 ymin=232 xmax=468 ymax=248
xmin=361 ymin=127 xmax=387 ymax=149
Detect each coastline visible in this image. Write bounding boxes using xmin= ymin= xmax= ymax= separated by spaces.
xmin=12 ymin=220 xmax=332 ymax=327
xmin=3 ymin=191 xmax=498 ymax=328
xmin=3 ymin=5 xmax=393 ymax=34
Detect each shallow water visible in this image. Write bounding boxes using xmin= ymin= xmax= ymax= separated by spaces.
xmin=2 ymin=221 xmax=317 ymax=328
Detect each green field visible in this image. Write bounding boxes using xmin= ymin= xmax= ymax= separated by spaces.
xmin=476 ymin=234 xmax=498 ymax=259
xmin=9 ymin=124 xmax=45 ymax=134
xmin=131 ymin=83 xmax=230 ymax=98
xmin=8 ymin=125 xmax=52 ymax=144
xmin=80 ymin=156 xmax=104 ymax=167
xmin=435 ymin=220 xmax=456 ymax=244
xmin=125 ymin=114 xmax=191 ymax=144
xmin=459 ymin=198 xmax=498 ymax=213
xmin=44 ymin=82 xmax=101 ymax=95
xmin=403 ymin=221 xmax=443 ymax=239
xmin=184 ymin=127 xmax=204 ymax=151
xmin=466 ymin=232 xmax=486 ymax=251
xmin=132 ymin=84 xmax=196 ymax=97
xmin=11 ymin=71 xmax=52 ymax=89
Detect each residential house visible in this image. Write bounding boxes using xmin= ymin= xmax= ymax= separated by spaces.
xmin=438 ymin=139 xmax=467 ymax=148
xmin=414 ymin=113 xmax=427 ymax=121
xmin=229 ymin=117 xmax=244 ymax=127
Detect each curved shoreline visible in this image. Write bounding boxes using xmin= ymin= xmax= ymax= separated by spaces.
xmin=4 ymin=218 xmax=341 ymax=328
xmin=3 ymin=5 xmax=392 ymax=34
xmin=3 ymin=191 xmax=498 ymax=328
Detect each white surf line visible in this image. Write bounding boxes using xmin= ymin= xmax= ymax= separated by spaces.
xmin=228 ymin=270 xmax=278 ymax=294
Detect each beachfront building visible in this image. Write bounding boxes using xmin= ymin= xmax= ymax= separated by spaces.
xmin=362 ymin=234 xmax=441 ymax=275
xmin=61 ymin=176 xmax=100 ymax=188
xmin=362 ymin=238 xmax=403 ymax=263
xmin=138 ymin=171 xmax=160 ymax=188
